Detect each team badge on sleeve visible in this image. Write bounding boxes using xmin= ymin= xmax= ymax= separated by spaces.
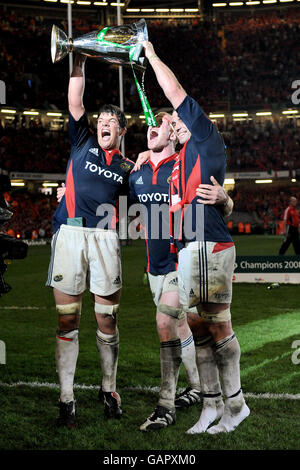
xmin=120 ymin=162 xmax=132 ymax=171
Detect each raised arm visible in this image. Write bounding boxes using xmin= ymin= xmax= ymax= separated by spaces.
xmin=143 ymin=41 xmax=187 ymax=110
xmin=68 ymin=54 xmax=87 ymax=120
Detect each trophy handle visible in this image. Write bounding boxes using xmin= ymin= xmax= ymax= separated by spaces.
xmin=135 ymin=18 xmax=148 ymax=42
xmin=51 ymin=25 xmax=71 ymax=63
xmin=131 ymin=42 xmax=143 ymax=62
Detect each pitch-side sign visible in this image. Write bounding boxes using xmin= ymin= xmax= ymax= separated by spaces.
xmin=233 ymin=256 xmax=300 ymax=283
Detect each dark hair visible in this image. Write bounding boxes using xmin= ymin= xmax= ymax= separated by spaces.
xmin=98 ymin=104 xmax=127 ymax=129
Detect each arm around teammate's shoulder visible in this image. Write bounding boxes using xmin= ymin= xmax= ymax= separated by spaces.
xmin=196 ymin=176 xmax=234 ymax=217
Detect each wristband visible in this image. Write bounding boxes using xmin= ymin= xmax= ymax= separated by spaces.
xmin=149 ymin=54 xmax=159 ymax=62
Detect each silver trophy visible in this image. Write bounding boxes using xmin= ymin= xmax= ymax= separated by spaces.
xmin=51 ymin=19 xmax=148 ymax=70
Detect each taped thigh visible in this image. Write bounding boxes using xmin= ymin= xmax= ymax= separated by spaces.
xmin=56 ymin=301 xmax=82 ymax=316
xmin=177 ymin=308 xmax=186 ymax=321
xmin=94 ymin=303 xmax=120 ymax=317
xmin=182 ymin=306 xmax=198 ymax=319
xmin=157 ymin=303 xmax=183 ymax=319
xmin=199 ymin=308 xmax=231 ymax=324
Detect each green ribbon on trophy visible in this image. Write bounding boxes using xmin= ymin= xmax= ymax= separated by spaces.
xmin=96 ymin=27 xmax=157 ymax=127
xmin=128 ymin=46 xmax=157 ymax=127
xmin=51 ymin=19 xmax=157 ymax=126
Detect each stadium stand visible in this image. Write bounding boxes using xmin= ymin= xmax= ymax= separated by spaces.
xmin=226 ymin=183 xmax=300 ymax=235
xmin=1 ymin=4 xmax=300 ymax=238
xmin=222 ymin=119 xmax=300 ymax=172
xmin=1 ymin=190 xmax=56 ymax=239
xmin=1 ymin=113 xmax=299 ymax=173
xmin=1 ymin=5 xmax=300 ymax=111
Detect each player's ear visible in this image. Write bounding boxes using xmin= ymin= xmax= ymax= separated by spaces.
xmin=119 ymin=127 xmax=127 ymax=137
xmin=170 ymin=130 xmax=178 ymax=144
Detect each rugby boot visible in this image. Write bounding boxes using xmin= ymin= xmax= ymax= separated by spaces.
xmin=175 ymin=387 xmax=203 ymax=409
xmin=56 ymin=400 xmax=76 ymax=428
xmin=98 ymin=387 xmax=122 ymax=419
xmin=140 ymin=405 xmax=176 ymax=431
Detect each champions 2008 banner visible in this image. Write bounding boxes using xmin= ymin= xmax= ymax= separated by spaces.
xmin=233 ymin=256 xmax=300 ymax=284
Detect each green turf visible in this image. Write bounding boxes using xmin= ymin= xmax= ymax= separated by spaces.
xmin=0 ymin=236 xmax=300 ymax=451
xmin=233 ymin=234 xmax=296 ymax=256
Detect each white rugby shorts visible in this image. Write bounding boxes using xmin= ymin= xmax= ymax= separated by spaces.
xmin=148 ymin=271 xmax=179 ymax=307
xmin=148 ymin=270 xmax=197 ymax=319
xmin=46 ymin=224 xmax=122 ymax=296
xmin=178 ymin=241 xmax=235 ymax=308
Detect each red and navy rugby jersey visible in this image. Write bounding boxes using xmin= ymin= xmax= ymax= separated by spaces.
xmin=169 ymin=95 xmax=232 ymax=249
xmin=52 ymin=112 xmax=134 ymax=233
xmin=129 ymin=155 xmax=177 ymax=275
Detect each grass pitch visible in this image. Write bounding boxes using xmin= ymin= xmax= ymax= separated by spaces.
xmin=0 ymin=235 xmax=300 ymax=452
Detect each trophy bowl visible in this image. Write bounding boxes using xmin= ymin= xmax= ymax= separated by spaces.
xmin=51 ymin=25 xmax=71 ymax=64
xmin=51 ymin=19 xmax=148 ymax=70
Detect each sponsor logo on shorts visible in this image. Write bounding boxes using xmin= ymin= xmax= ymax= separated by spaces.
xmin=169 ymin=277 xmax=178 ymax=286
xmin=113 ymin=276 xmax=121 ymax=285
xmin=189 ymin=288 xmax=195 ymax=297
xmin=214 ymin=292 xmax=230 ymax=300
xmin=54 ymin=274 xmax=63 ymax=282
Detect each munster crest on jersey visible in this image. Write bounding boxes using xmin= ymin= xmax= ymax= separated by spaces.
xmin=120 ymin=162 xmax=131 ymax=171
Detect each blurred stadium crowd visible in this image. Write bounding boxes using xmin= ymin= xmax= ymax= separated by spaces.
xmin=227 ymin=183 xmax=300 ymax=235
xmin=0 ymin=4 xmax=300 ymax=239
xmin=1 ymin=117 xmax=300 ymax=174
xmin=1 ymin=6 xmax=300 ymax=110
xmin=3 ymin=182 xmax=300 ymax=241
xmin=2 ymin=190 xmax=56 ymax=240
